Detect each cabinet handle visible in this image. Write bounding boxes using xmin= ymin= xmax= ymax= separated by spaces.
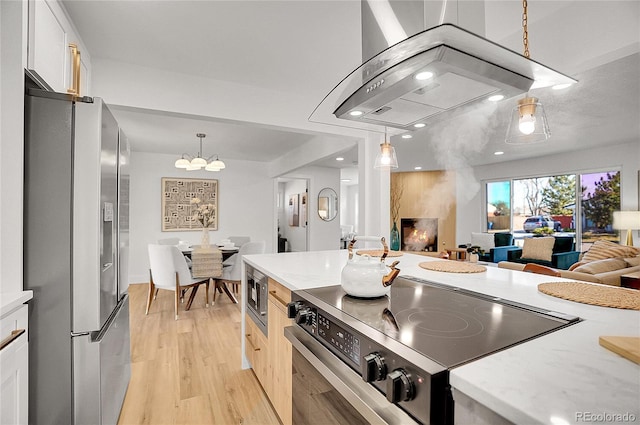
xmin=269 ymin=290 xmax=289 ymax=309
xmin=67 ymin=43 xmax=81 ymax=96
xmin=254 ymin=348 xmax=261 ymax=352
xmin=0 ymin=329 xmax=25 ymax=351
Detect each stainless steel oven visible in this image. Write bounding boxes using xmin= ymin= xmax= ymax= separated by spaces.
xmin=285 ymin=326 xmax=418 ymax=425
xmin=245 ymin=264 xmax=268 ymax=335
xmin=286 ymin=276 xmax=580 ymax=425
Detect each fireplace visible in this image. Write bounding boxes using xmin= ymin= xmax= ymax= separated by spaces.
xmin=400 ymin=218 xmax=438 ymax=252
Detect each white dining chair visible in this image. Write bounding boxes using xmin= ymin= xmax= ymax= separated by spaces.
xmin=227 ymin=236 xmax=250 ymax=247
xmin=146 ymin=244 xmax=211 ymax=320
xmin=215 ymin=241 xmax=265 ymax=301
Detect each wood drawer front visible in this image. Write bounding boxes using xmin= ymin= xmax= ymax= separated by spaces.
xmin=268 ymin=278 xmax=291 ymax=313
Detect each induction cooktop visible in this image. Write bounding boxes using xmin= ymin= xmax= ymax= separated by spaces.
xmin=300 ymin=276 xmax=580 ymax=368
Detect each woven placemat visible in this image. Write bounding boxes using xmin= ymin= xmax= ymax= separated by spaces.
xmin=538 ymin=282 xmax=640 ymax=310
xmin=419 ymin=261 xmax=486 ymax=273
xmin=356 ymin=250 xmax=403 ymax=257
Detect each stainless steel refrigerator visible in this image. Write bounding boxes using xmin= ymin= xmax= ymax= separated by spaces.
xmin=24 ymin=89 xmax=131 ymax=425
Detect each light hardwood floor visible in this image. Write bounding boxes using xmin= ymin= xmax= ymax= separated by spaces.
xmin=118 ymin=283 xmax=280 ymax=425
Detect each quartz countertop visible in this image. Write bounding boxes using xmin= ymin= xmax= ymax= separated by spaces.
xmin=243 ymin=250 xmax=640 ymax=425
xmin=0 ymin=290 xmax=33 ymax=318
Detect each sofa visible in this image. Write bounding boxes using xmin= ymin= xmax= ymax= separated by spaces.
xmin=459 ymin=232 xmax=519 ymax=263
xmin=499 ymin=240 xmax=640 ymax=286
xmin=507 ymin=236 xmax=580 ymax=270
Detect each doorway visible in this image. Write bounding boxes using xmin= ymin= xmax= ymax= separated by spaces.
xmin=276 ymin=178 xmax=309 ymax=252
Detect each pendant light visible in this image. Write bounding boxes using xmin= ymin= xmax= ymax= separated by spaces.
xmin=374 ymin=127 xmax=398 ymax=170
xmin=505 ymin=0 xmax=551 ymax=145
xmin=174 ymin=133 xmax=226 ymax=172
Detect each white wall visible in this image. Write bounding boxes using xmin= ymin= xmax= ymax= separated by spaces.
xmin=340 ymin=183 xmax=359 ymax=234
xmin=129 ymin=151 xmax=273 ymax=283
xmin=456 ymin=141 xmax=640 ymax=246
xmin=281 ymin=165 xmax=341 ymax=251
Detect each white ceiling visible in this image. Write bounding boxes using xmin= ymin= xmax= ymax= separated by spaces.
xmin=62 ymin=0 xmax=639 ymax=173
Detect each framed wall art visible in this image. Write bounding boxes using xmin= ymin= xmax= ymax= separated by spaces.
xmin=288 ymin=193 xmax=299 ymax=227
xmin=300 ymin=192 xmax=307 ymax=227
xmin=161 ymin=177 xmax=218 ymax=231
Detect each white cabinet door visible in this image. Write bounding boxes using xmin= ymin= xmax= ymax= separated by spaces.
xmin=28 ymin=0 xmax=67 ymax=92
xmin=0 ymin=305 xmax=29 ymax=425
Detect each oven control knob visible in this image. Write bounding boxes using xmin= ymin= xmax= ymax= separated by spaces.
xmin=362 ymin=353 xmax=387 ymax=382
xmin=386 ymin=369 xmax=415 ymax=403
xmin=287 ymin=302 xmax=303 ymax=319
xmin=295 ymin=308 xmax=312 ymax=325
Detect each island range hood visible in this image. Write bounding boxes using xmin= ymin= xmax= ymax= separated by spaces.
xmin=310 ymin=1 xmax=577 ymax=133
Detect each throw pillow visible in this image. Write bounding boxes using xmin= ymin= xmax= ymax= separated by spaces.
xmin=582 ymin=240 xmax=640 ymax=262
xmin=471 ymin=232 xmax=495 ymax=252
xmin=521 ymin=237 xmax=555 ymax=262
xmin=624 ymin=255 xmax=640 ymax=267
xmin=572 ymin=258 xmax=628 ymax=275
xmin=568 ymin=261 xmax=586 ymax=271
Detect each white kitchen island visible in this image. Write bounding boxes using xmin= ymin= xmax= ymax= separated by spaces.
xmin=242 ymin=250 xmax=640 ymax=425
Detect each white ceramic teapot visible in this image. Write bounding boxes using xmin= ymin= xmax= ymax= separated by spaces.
xmin=341 ymin=236 xmax=401 ymax=298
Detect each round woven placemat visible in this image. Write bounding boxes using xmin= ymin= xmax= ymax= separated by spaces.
xmin=419 ymin=261 xmax=486 ymax=273
xmin=356 ymin=250 xmax=403 ymax=257
xmin=538 ymin=282 xmax=640 ymax=310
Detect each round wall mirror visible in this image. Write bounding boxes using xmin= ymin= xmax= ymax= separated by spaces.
xmin=318 ymin=188 xmax=338 ymax=221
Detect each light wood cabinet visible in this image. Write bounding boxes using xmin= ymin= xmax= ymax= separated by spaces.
xmin=244 ymin=278 xmax=292 ymax=425
xmin=267 ymin=278 xmax=292 ymax=425
xmin=0 ymin=304 xmax=29 ymax=425
xmin=27 ymin=0 xmax=91 ymax=95
xmin=244 ymin=313 xmax=269 ymax=392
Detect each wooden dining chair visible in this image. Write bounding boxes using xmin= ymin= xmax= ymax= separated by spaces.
xmin=522 ymin=263 xmax=562 ymax=277
xmin=146 ymin=244 xmax=211 ymax=320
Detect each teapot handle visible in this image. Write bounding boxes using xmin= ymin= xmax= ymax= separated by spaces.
xmin=347 ymin=236 xmax=389 ymax=261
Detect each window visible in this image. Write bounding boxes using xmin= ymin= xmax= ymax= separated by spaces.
xmin=485 ymin=170 xmax=621 ymax=251
xmin=580 ymin=171 xmax=621 ymax=251
xmin=486 ymin=181 xmax=511 ymax=233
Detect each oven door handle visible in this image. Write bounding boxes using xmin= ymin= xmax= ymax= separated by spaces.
xmin=284 ymin=326 xmax=418 ymax=425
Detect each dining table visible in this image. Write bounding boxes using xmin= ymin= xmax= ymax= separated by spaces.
xmin=180 ymin=245 xmax=239 ymax=261
xmin=180 ymin=245 xmax=240 ymax=304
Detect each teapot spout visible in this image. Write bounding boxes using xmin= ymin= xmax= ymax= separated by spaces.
xmin=382 ymin=261 xmax=401 ymax=287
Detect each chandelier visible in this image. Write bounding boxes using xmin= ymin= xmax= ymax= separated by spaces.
xmin=505 ymin=0 xmax=551 ymax=144
xmin=174 ymin=133 xmax=226 ymax=171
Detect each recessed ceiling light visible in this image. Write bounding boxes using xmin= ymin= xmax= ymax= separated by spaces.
xmin=401 ymin=134 xmax=412 ymax=139
xmin=488 ymin=94 xmax=504 ymax=102
xmin=552 ymin=83 xmax=572 ymax=90
xmin=336 ymin=157 xmax=344 ymax=161
xmin=349 ymin=110 xmax=364 ymax=116
xmin=341 ymin=179 xmax=351 ymax=182
xmin=414 ymin=123 xmax=426 ymax=128
xmin=494 ymin=151 xmax=504 ymax=155
xmin=414 ymin=166 xmax=422 ymax=170
xmin=415 ymin=71 xmax=434 ymax=81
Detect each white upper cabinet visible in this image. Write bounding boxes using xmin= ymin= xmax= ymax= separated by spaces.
xmin=27 ymin=0 xmax=91 ymax=96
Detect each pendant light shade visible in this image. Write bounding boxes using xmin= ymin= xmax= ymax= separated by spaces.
xmin=175 ymin=157 xmax=190 ymax=168
xmin=504 ymin=0 xmax=560 ymax=145
xmin=505 ymin=97 xmax=550 ymax=144
xmin=374 ymin=127 xmax=398 ymax=170
xmin=374 ymin=142 xmax=398 ymax=169
xmin=175 ymin=133 xmax=226 ymax=172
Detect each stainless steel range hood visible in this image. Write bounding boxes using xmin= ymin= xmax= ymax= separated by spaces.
xmin=310 ymin=1 xmax=577 ymax=133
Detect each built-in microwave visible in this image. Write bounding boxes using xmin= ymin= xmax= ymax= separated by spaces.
xmin=245 ymin=264 xmax=268 ymax=336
